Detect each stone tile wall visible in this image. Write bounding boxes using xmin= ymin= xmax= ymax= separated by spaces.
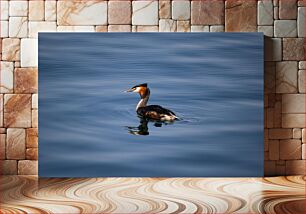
xmin=0 ymin=0 xmax=305 ymax=176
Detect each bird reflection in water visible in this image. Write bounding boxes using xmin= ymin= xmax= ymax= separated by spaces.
xmin=126 ymin=117 xmax=175 ymax=136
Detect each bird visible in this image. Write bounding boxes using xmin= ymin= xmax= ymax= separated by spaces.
xmin=125 ymin=83 xmax=178 ymax=121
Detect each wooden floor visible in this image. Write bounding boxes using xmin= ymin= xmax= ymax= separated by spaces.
xmin=0 ymin=176 xmax=305 ymax=214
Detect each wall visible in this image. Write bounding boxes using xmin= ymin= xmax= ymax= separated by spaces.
xmin=0 ymin=0 xmax=305 ymax=176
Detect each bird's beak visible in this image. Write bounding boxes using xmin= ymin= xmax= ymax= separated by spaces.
xmin=125 ymin=88 xmax=134 ymax=93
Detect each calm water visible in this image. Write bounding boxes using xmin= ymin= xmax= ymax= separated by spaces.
xmin=39 ymin=33 xmax=264 ymax=177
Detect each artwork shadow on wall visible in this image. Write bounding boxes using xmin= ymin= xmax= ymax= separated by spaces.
xmin=39 ymin=33 xmax=264 ymax=177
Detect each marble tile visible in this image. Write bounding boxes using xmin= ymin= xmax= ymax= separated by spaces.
xmin=108 ymin=1 xmax=131 ymax=24
xmin=32 ymin=110 xmax=38 ymax=128
xmin=258 ymin=26 xmax=273 ymax=37
xmin=95 ymin=26 xmax=108 ymax=32
xmin=177 ymin=21 xmax=190 ymax=32
xmin=0 ymin=21 xmax=9 ymax=37
xmin=159 ymin=19 xmax=176 ymax=32
xmin=0 ymin=95 xmax=3 ymax=128
xmin=20 ymin=38 xmax=38 ymax=67
xmin=9 ymin=17 xmax=28 ymax=38
xmin=282 ymin=114 xmax=305 ymax=128
xmin=192 ymin=0 xmax=224 ymax=25
xmin=0 ymin=61 xmax=14 ymax=93
xmin=258 ymin=0 xmax=273 ymax=25
xmin=159 ymin=1 xmax=171 ymax=19
xmin=26 ymin=148 xmax=38 ymax=160
xmin=269 ymin=128 xmax=293 ymax=139
xmin=269 ymin=140 xmax=279 ymax=160
xmin=276 ymin=160 xmax=285 ymax=165
xmin=29 ymin=21 xmax=57 ymax=38
xmin=191 ymin=25 xmax=209 ymax=32
xmin=279 ymin=0 xmax=297 ymax=19
xmin=136 ymin=26 xmax=159 ymax=32
xmin=26 ymin=128 xmax=38 ymax=148
xmin=298 ymin=0 xmax=305 ymax=6
xmin=264 ymin=62 xmax=276 ymax=94
xmin=4 ymin=94 xmax=31 ymax=128
xmin=108 ymin=25 xmax=131 ymax=32
xmin=274 ymin=20 xmax=297 ymax=37
xmin=298 ymin=70 xmax=305 ymax=93
xmin=299 ymin=61 xmax=306 ymax=69
xmin=132 ymin=1 xmax=158 ymax=25
xmin=0 ymin=160 xmax=17 ymax=175
xmin=14 ymin=68 xmax=38 ymax=93
xmin=272 ymin=104 xmax=281 ymax=128
xmin=267 ymin=108 xmax=274 ymax=128
xmin=29 ymin=1 xmax=44 ymax=21
xmin=57 ymin=0 xmax=107 ymax=25
xmin=57 ymin=26 xmax=95 ymax=32
xmin=0 ymin=1 xmax=9 ymax=20
xmin=265 ymin=130 xmax=269 ymax=147
xmin=225 ymin=0 xmax=257 ymax=32
xmin=303 ymin=129 xmax=306 ymax=143
xmin=264 ymin=160 xmax=276 ymax=175
xmin=2 ymin=38 xmax=20 ymax=61
xmin=282 ymin=94 xmax=305 ymax=113
xmin=32 ymin=94 xmax=38 ymax=109
xmin=283 ymin=38 xmax=304 ymax=61
xmin=132 ymin=26 xmax=137 ymax=32
xmin=0 ymin=134 xmax=5 ymax=159
xmin=172 ymin=1 xmax=190 ymax=20
xmin=18 ymin=160 xmax=38 ymax=175
xmin=274 ymin=100 xmax=282 ymax=128
xmin=9 ymin=1 xmax=28 ymax=17
xmin=274 ymin=6 xmax=279 ymax=19
xmin=15 ymin=61 xmax=21 ymax=68
xmin=0 ymin=128 xmax=6 ymax=134
xmin=210 ymin=25 xmax=224 ymax=32
xmin=302 ymin=144 xmax=306 ymax=159
xmin=6 ymin=128 xmax=25 ymax=159
xmin=275 ymin=164 xmax=286 ymax=175
xmin=276 ymin=61 xmax=298 ymax=93
xmin=297 ymin=7 xmax=305 ymax=37
xmin=293 ymin=128 xmax=302 ymax=139
xmin=45 ymin=1 xmax=57 ymax=21
xmin=280 ymin=139 xmax=302 ymax=160
xmin=264 ymin=38 xmax=282 ymax=61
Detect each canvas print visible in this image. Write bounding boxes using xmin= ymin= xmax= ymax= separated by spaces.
xmin=39 ymin=33 xmax=264 ymax=177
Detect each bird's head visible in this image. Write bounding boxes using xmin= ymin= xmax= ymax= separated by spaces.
xmin=125 ymin=83 xmax=149 ymax=98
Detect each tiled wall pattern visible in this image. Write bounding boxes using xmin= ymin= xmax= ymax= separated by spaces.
xmin=0 ymin=0 xmax=305 ymax=176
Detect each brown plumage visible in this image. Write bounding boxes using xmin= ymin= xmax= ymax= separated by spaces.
xmin=138 ymin=86 xmax=148 ymax=98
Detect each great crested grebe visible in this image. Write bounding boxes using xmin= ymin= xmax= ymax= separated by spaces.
xmin=125 ymin=83 xmax=178 ymax=121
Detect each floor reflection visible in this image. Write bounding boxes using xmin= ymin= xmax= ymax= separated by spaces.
xmin=0 ymin=176 xmax=305 ymax=214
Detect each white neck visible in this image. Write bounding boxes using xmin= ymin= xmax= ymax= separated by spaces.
xmin=136 ymin=90 xmax=150 ymax=110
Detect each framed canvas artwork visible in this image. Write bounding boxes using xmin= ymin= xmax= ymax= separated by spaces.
xmin=39 ymin=33 xmax=264 ymax=177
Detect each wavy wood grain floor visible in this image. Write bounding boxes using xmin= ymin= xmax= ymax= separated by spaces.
xmin=0 ymin=176 xmax=305 ymax=214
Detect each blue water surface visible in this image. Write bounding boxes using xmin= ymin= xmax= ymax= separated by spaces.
xmin=39 ymin=33 xmax=264 ymax=177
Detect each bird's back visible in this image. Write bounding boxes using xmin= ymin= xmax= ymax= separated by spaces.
xmin=137 ymin=105 xmax=177 ymax=121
